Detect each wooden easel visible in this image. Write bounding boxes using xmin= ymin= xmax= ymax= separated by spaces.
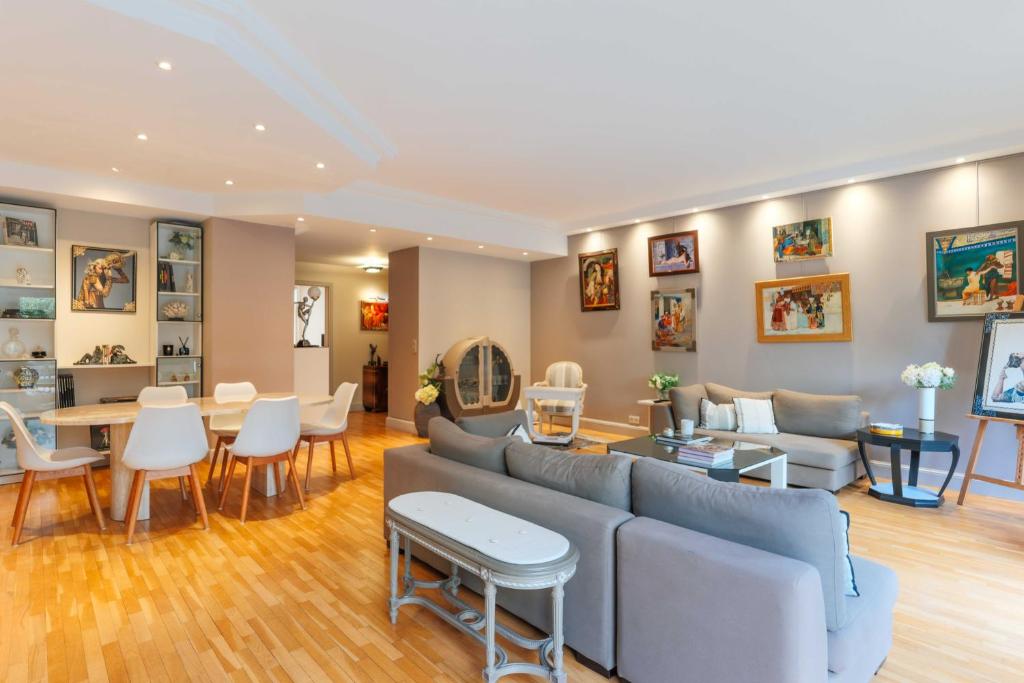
xmin=957 ymin=414 xmax=1024 ymax=505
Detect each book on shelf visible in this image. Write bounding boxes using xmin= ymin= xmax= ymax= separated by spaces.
xmin=676 ymin=442 xmax=735 ymax=466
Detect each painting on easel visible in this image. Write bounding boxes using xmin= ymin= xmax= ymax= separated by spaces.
xmin=972 ymin=312 xmax=1024 ymax=419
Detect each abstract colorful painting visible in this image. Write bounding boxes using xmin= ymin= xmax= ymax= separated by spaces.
xmin=651 ymin=289 xmax=696 ymax=351
xmin=755 ymin=273 xmax=852 ymax=343
xmin=360 ymin=300 xmax=389 ymax=331
xmin=648 ymin=230 xmax=700 ymax=276
xmin=772 ymin=218 xmax=833 ymax=262
xmin=578 ymin=249 xmax=620 ymax=311
xmin=927 ymin=222 xmax=1021 ymax=322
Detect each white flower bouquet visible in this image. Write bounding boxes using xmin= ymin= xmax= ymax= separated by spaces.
xmin=900 ymin=362 xmax=956 ymax=390
xmin=414 ymin=384 xmax=439 ymax=406
xmin=648 ymin=372 xmax=680 ymax=399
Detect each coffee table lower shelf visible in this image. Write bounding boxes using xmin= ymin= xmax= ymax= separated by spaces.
xmin=608 ymin=436 xmax=789 ymax=489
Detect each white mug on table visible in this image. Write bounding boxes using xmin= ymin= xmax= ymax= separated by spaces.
xmin=679 ymin=418 xmax=695 ymax=438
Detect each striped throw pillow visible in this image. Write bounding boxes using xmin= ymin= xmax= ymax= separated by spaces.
xmin=733 ymin=397 xmax=780 ymax=434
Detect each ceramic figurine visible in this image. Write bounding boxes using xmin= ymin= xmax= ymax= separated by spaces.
xmin=15 ymin=266 xmax=29 ymax=285
xmin=74 ymin=344 xmax=137 ymax=365
xmin=184 ymin=271 xmax=194 ymax=293
xmin=2 ymin=328 xmax=26 ymax=359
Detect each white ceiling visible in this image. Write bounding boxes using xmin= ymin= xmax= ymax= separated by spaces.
xmin=4 ymin=0 xmax=1024 ymax=262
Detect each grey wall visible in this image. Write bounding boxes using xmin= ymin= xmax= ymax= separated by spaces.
xmin=388 ymin=247 xmax=419 ymax=423
xmin=532 ymin=155 xmax=1024 ymax=499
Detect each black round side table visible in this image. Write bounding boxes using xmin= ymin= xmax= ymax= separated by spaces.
xmin=855 ymin=428 xmax=960 ymax=508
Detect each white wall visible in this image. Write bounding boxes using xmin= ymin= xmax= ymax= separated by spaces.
xmin=417 ymin=247 xmax=531 ymax=384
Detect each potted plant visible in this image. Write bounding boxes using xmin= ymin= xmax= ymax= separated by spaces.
xmin=167 ymin=230 xmax=196 ymax=261
xmin=648 ymin=372 xmax=680 ymax=401
xmin=413 ymin=357 xmax=445 ymax=437
xmin=900 ymin=362 xmax=956 ymax=434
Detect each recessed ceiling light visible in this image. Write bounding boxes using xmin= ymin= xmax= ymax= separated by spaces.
xmin=296 ymin=217 xmax=304 ymax=222
xmin=477 ymin=245 xmax=484 ymax=249
xmin=315 ymin=162 xmax=326 ymax=169
xmin=254 ymin=123 xmax=266 ymax=132
xmin=136 ymin=133 xmax=148 ymax=141
xmin=586 ymin=228 xmax=593 ymax=232
xmin=522 ymin=252 xmax=529 ymax=256
xmin=224 ymin=179 xmax=234 ymax=186
xmin=111 ymin=167 xmax=120 ymax=173
xmin=369 ymin=228 xmax=377 ymax=232
xmin=847 ymin=178 xmax=855 ymax=184
xmin=956 ymin=157 xmax=966 ymax=164
xmin=157 ymin=61 xmax=173 ymax=71
xmin=761 ymin=194 xmax=769 ymax=200
xmin=692 ymin=208 xmax=698 ymax=213
xmin=426 ymin=236 xmax=433 ymax=241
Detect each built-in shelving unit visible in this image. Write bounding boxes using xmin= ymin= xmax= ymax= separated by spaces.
xmin=0 ymin=202 xmax=57 ymax=484
xmin=151 ymin=221 xmax=203 ymax=397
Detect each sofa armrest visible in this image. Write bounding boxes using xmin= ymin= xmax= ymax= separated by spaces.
xmin=617 ymin=517 xmax=828 ymax=683
xmin=649 ymin=403 xmax=675 ymax=434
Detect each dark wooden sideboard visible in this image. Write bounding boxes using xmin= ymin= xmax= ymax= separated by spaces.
xmin=363 ymin=364 xmax=388 ymax=412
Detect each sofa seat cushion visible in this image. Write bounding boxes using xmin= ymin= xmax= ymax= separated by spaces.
xmin=693 ymin=429 xmax=858 ymax=471
xmin=428 ymin=417 xmax=513 ymax=474
xmin=705 ymin=382 xmax=773 ymax=405
xmin=457 ymin=410 xmax=529 ymax=438
xmin=669 ymin=384 xmax=708 ymax=425
xmin=631 ymin=457 xmax=852 ymax=631
xmin=506 ymin=441 xmax=632 ymax=510
xmin=773 ymin=389 xmax=863 ymax=440
xmin=828 ymin=556 xmax=898 ymax=675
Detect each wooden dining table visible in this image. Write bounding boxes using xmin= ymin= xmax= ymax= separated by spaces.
xmin=40 ymin=392 xmax=332 ymax=522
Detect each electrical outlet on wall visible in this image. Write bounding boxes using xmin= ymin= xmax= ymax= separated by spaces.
xmin=628 ymin=415 xmax=641 ymax=425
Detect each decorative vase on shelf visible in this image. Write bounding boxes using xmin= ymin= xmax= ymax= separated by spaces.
xmin=2 ymin=328 xmax=26 ymax=359
xmin=658 ymin=389 xmax=669 ymax=401
xmin=918 ymin=387 xmax=936 ymax=434
xmin=413 ymin=401 xmax=441 ymax=438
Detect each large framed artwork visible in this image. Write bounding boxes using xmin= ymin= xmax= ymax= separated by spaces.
xmin=648 ymin=230 xmax=699 ymax=276
xmin=578 ymin=248 xmax=620 ymax=311
xmin=71 ymin=245 xmax=136 ymax=312
xmin=927 ymin=222 xmax=1021 ymax=322
xmin=651 ymin=289 xmax=696 ymax=351
xmin=971 ymin=313 xmax=1024 ymax=419
xmin=772 ymin=217 xmax=833 ymax=262
xmin=754 ymin=273 xmax=852 ymax=343
xmin=360 ymin=300 xmax=389 ymax=331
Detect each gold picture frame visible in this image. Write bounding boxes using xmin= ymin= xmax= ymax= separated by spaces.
xmin=754 ymin=273 xmax=852 ymax=343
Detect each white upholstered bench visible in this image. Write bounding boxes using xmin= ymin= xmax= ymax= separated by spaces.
xmin=386 ymin=491 xmax=579 ymax=682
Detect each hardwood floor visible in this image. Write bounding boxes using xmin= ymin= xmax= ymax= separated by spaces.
xmin=1 ymin=412 xmax=1022 ymax=682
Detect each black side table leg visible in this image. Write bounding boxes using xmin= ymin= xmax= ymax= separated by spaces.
xmin=937 ymin=445 xmax=960 ymax=498
xmin=908 ymin=450 xmax=921 ymax=487
xmin=857 ymin=439 xmax=877 ymax=486
xmin=889 ymin=444 xmax=904 ymax=498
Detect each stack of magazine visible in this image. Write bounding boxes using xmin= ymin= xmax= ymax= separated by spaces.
xmin=675 ymin=441 xmax=734 ymax=468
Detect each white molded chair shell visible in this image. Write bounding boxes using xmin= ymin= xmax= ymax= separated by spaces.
xmin=122 ymin=404 xmax=210 ymax=471
xmin=230 ymin=396 xmax=300 ymax=457
xmin=210 ymin=381 xmax=257 ymax=432
xmin=0 ymin=401 xmax=104 ymax=472
xmin=137 ymin=385 xmax=188 ymax=406
xmin=533 ymin=361 xmax=587 ymax=414
xmin=302 ymin=382 xmax=357 ymax=436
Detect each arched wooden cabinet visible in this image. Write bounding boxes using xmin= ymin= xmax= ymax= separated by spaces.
xmin=441 ymin=337 xmax=521 ymax=419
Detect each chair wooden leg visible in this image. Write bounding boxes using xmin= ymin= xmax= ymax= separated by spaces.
xmin=11 ymin=471 xmax=31 ymax=527
xmin=218 ymin=456 xmax=238 ymax=510
xmin=207 ymin=436 xmax=223 ymax=486
xmin=82 ymin=464 xmax=106 ymax=531
xmin=178 ymin=477 xmax=189 ymax=501
xmin=305 ymin=439 xmax=315 ymax=492
xmin=239 ymin=459 xmax=254 ymax=524
xmin=272 ymin=460 xmax=283 ymax=496
xmin=217 ymin=446 xmax=232 ymax=493
xmin=189 ymin=464 xmax=209 ymax=530
xmin=11 ymin=470 xmax=36 ymax=545
xmin=341 ymin=433 xmax=355 ymax=479
xmin=329 ymin=440 xmax=337 ymax=473
xmin=286 ymin=450 xmax=306 ymax=510
xmin=125 ymin=470 xmax=146 ymax=545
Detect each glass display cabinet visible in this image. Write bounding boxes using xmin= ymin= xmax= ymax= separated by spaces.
xmin=152 ymin=221 xmax=203 ymax=398
xmin=441 ymin=336 xmax=521 ymax=419
xmin=0 ymin=358 xmax=57 ymax=482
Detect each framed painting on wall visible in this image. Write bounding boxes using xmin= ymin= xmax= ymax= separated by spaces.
xmin=360 ymin=300 xmax=389 ymax=331
xmin=772 ymin=217 xmax=833 ymax=262
xmin=926 ymin=222 xmax=1021 ymax=322
xmin=971 ymin=312 xmax=1024 ymax=419
xmin=648 ymin=230 xmax=699 ymax=276
xmin=754 ymin=273 xmax=852 ymax=343
xmin=578 ymin=248 xmax=620 ymax=311
xmin=651 ymin=289 xmax=696 ymax=351
xmin=71 ymin=245 xmax=136 ymax=312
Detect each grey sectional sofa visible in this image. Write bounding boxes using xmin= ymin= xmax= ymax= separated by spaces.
xmin=651 ymin=383 xmax=869 ymax=491
xmin=382 ymin=413 xmax=897 ymax=682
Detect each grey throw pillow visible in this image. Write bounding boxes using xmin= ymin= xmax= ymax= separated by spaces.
xmin=428 ymin=417 xmax=512 ymax=474
xmin=705 ymin=382 xmax=773 ymax=405
xmin=772 ymin=389 xmax=862 ymax=440
xmin=669 ymin=384 xmax=708 ymax=424
xmin=505 ymin=441 xmax=632 ymax=510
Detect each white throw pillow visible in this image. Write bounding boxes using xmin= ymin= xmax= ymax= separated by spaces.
xmin=506 ymin=423 xmax=532 ymax=443
xmin=699 ymin=398 xmax=738 ymax=431
xmin=733 ymin=397 xmax=780 ymax=434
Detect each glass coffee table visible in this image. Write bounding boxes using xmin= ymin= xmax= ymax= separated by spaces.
xmin=608 ymin=435 xmax=789 ymax=488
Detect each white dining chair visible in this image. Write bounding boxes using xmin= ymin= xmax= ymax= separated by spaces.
xmin=217 ymin=396 xmax=304 ymax=523
xmin=137 ymin=385 xmax=193 ymax=501
xmin=208 ymin=381 xmax=257 ymax=490
xmin=122 ymin=403 xmax=210 ymax=544
xmin=298 ymin=382 xmax=358 ymax=490
xmin=0 ymin=401 xmax=106 ymax=545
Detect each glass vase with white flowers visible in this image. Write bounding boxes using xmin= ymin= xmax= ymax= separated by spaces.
xmin=648 ymin=372 xmax=680 ymax=401
xmin=900 ymin=362 xmax=956 ymax=434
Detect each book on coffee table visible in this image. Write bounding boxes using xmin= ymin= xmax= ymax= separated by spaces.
xmin=676 ymin=442 xmax=735 ymax=466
